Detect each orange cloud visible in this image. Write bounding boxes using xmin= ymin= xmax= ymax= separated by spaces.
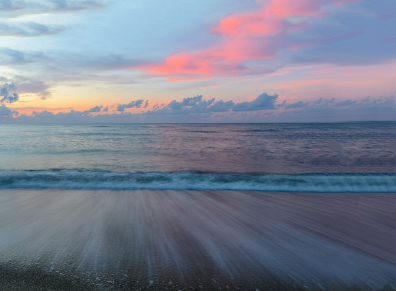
xmin=139 ymin=0 xmax=359 ymax=81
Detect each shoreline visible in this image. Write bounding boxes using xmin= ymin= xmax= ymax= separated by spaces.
xmin=1 ymin=190 xmax=396 ymax=290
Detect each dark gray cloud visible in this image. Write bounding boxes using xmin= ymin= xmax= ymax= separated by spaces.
xmin=207 ymin=99 xmax=235 ymax=112
xmin=276 ymin=100 xmax=287 ymax=108
xmin=149 ymin=95 xmax=234 ymax=115
xmin=334 ymin=99 xmax=357 ymax=107
xmin=117 ymin=100 xmax=148 ymax=112
xmin=0 ymin=21 xmax=63 ymax=37
xmin=148 ymin=93 xmax=278 ymax=115
xmin=0 ymin=104 xmax=12 ymax=117
xmin=168 ymin=95 xmax=206 ymax=110
xmin=83 ymin=105 xmax=103 ymax=114
xmin=285 ymin=101 xmax=309 ymax=109
xmin=232 ymin=93 xmax=278 ymax=112
xmin=1 ymin=83 xmax=19 ymax=104
xmin=6 ymin=93 xmax=279 ymax=123
xmin=165 ymin=96 xmax=214 ymax=113
xmin=3 ymin=94 xmax=396 ymax=124
xmin=312 ymin=98 xmax=335 ymax=105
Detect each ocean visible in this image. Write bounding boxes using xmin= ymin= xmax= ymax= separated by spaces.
xmin=1 ymin=123 xmax=396 ymax=290
xmin=1 ymin=122 xmax=396 ymax=192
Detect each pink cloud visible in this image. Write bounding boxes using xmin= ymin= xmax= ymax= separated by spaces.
xmin=139 ymin=0 xmax=359 ymax=81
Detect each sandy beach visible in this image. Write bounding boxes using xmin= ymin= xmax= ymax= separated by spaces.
xmin=1 ymin=190 xmax=396 ymax=290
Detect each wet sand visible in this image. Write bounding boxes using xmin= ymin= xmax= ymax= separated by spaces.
xmin=1 ymin=190 xmax=396 ymax=290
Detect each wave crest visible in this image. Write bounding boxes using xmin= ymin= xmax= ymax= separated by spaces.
xmin=1 ymin=170 xmax=396 ymax=192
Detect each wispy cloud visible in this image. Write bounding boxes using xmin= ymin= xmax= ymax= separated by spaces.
xmin=139 ymin=0 xmax=360 ymax=80
xmin=12 ymin=77 xmax=52 ymax=100
xmin=0 ymin=21 xmax=63 ymax=37
xmin=0 ymin=48 xmax=45 ymax=65
xmin=0 ymin=0 xmax=109 ymax=17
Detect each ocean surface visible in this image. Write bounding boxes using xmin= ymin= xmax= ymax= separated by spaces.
xmin=1 ymin=123 xmax=396 ymax=290
xmin=0 ymin=122 xmax=395 ymax=192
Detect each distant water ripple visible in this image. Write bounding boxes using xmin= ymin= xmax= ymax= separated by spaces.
xmin=1 ymin=123 xmax=395 ymax=174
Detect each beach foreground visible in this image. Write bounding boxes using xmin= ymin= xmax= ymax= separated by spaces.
xmin=1 ymin=190 xmax=396 ymax=290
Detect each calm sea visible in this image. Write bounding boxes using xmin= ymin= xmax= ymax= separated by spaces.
xmin=1 ymin=122 xmax=396 ymax=192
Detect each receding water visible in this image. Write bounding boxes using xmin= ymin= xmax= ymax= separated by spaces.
xmin=1 ymin=189 xmax=396 ymax=290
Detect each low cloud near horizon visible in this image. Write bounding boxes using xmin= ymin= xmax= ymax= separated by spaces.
xmin=1 ymin=89 xmax=395 ymax=123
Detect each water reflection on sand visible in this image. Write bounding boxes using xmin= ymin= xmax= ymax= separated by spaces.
xmin=1 ymin=190 xmax=396 ymax=290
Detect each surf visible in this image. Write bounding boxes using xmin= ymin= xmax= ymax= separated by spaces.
xmin=1 ymin=170 xmax=396 ymax=192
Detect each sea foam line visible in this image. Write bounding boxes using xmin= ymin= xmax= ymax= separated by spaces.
xmin=0 ymin=170 xmax=396 ymax=192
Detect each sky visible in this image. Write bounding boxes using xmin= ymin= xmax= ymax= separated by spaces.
xmin=0 ymin=0 xmax=396 ymax=123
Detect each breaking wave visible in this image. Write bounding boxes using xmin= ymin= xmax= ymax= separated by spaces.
xmin=1 ymin=170 xmax=396 ymax=192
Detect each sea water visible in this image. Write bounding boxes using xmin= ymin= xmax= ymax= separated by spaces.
xmin=1 ymin=123 xmax=396 ymax=289
xmin=0 ymin=122 xmax=395 ymax=192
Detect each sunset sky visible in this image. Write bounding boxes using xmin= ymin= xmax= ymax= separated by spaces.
xmin=1 ymin=0 xmax=396 ymax=122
